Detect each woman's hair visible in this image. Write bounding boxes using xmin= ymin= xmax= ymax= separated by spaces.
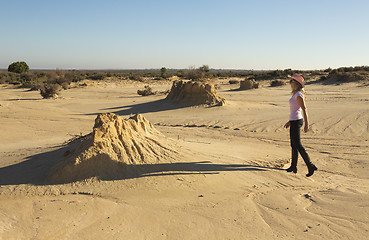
xmin=291 ymin=80 xmax=305 ymax=95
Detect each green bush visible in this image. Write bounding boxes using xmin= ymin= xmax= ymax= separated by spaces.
xmin=8 ymin=61 xmax=29 ymax=73
xmin=161 ymin=67 xmax=167 ymax=78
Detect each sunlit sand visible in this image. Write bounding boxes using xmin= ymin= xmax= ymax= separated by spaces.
xmin=0 ymin=77 xmax=368 ymax=239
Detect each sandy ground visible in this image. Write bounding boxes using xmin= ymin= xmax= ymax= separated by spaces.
xmin=0 ymin=78 xmax=368 ymax=239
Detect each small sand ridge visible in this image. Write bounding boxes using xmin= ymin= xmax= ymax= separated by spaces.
xmin=48 ymin=113 xmax=177 ymax=182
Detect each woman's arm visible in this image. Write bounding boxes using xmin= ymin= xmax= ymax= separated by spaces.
xmin=297 ymin=96 xmax=309 ymax=132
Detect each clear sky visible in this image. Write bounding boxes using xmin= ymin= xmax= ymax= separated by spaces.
xmin=1 ymin=0 xmax=369 ymax=70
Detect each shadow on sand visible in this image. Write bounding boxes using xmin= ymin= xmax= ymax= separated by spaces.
xmin=0 ymin=145 xmax=281 ymax=186
xmin=225 ymin=88 xmax=244 ymax=92
xmin=86 ymin=99 xmax=187 ymax=116
xmin=86 ymin=98 xmax=223 ymax=117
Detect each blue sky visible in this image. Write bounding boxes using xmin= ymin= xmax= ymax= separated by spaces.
xmin=1 ymin=0 xmax=369 ymax=70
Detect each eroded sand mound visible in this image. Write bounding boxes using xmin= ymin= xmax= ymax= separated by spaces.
xmin=166 ymin=80 xmax=225 ymax=106
xmin=48 ymin=113 xmax=176 ymax=182
xmin=240 ymin=79 xmax=259 ymax=90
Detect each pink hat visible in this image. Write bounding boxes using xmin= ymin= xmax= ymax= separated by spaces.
xmin=288 ymin=73 xmax=305 ymax=87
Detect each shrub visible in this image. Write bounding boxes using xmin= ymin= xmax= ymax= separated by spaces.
xmin=40 ymin=83 xmax=61 ymax=98
xmin=55 ymin=77 xmax=71 ymax=89
xmin=161 ymin=67 xmax=167 ymax=78
xmin=44 ymin=70 xmax=74 ymax=90
xmin=270 ymin=80 xmax=286 ymax=87
xmin=129 ymin=74 xmax=144 ymax=82
xmin=21 ymin=80 xmax=45 ymax=90
xmin=184 ymin=67 xmax=204 ymax=81
xmin=0 ymin=75 xmax=6 ymax=84
xmin=69 ymin=71 xmax=85 ymax=82
xmin=283 ymin=69 xmax=293 ymax=76
xmin=327 ymin=72 xmax=364 ymax=82
xmin=198 ymin=65 xmax=210 ymax=73
xmin=175 ymin=70 xmax=184 ymax=78
xmin=20 ymin=72 xmax=33 ymax=82
xmin=7 ymin=73 xmax=21 ymax=85
xmin=137 ymin=85 xmax=156 ymax=96
xmin=252 ymin=70 xmax=290 ymax=80
xmin=8 ymin=61 xmax=29 ymax=73
xmin=87 ymin=72 xmax=106 ymax=80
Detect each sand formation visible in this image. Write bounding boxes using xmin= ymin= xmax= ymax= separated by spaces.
xmin=166 ymin=80 xmax=225 ymax=106
xmin=48 ymin=113 xmax=176 ymax=182
xmin=239 ymin=79 xmax=259 ymax=90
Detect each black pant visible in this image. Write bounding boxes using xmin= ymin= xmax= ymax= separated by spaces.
xmin=290 ymin=119 xmax=313 ymax=168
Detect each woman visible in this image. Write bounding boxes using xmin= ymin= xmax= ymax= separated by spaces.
xmin=284 ymin=74 xmax=317 ymax=177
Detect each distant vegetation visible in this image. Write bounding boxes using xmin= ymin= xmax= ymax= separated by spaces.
xmin=160 ymin=67 xmax=167 ymax=79
xmin=1 ymin=65 xmax=368 ymax=97
xmin=270 ymin=79 xmax=286 ymax=87
xmin=184 ymin=65 xmax=211 ymax=81
xmin=318 ymin=66 xmax=369 ymax=83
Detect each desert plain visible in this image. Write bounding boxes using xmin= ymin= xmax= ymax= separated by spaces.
xmin=0 ymin=77 xmax=368 ymax=239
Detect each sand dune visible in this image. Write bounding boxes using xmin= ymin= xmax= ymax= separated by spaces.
xmin=0 ymin=79 xmax=368 ymax=239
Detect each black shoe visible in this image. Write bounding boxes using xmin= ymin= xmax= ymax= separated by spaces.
xmin=306 ymin=165 xmax=318 ymax=177
xmin=286 ymin=166 xmax=297 ymax=173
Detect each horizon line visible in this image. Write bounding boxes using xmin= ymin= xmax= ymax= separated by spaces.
xmin=0 ymin=67 xmax=335 ymax=72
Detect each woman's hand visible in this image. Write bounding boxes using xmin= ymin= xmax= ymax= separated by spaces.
xmin=297 ymin=96 xmax=310 ymax=133
xmin=304 ymin=124 xmax=310 ymax=133
xmin=284 ymin=121 xmax=290 ymax=128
